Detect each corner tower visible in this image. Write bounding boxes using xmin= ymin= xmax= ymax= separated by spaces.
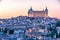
xmin=28 ymin=7 xmax=33 ymax=17
xmin=45 ymin=7 xmax=48 ymax=14
xmin=45 ymin=7 xmax=48 ymax=17
xmin=28 ymin=7 xmax=33 ymax=13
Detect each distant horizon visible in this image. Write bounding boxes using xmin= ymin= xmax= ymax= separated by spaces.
xmin=0 ymin=0 xmax=60 ymax=18
xmin=0 ymin=15 xmax=59 ymax=19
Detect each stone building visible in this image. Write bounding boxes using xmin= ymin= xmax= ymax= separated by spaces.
xmin=28 ymin=7 xmax=48 ymax=18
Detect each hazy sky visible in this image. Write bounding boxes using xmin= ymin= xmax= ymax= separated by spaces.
xmin=0 ymin=0 xmax=60 ymax=18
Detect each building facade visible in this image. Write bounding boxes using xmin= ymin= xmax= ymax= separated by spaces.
xmin=28 ymin=7 xmax=48 ymax=18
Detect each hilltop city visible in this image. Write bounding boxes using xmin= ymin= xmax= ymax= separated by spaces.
xmin=0 ymin=7 xmax=60 ymax=40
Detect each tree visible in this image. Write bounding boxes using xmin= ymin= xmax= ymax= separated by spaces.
xmin=28 ymin=38 xmax=34 ymax=40
xmin=56 ymin=32 xmax=59 ymax=38
xmin=47 ymin=26 xmax=52 ymax=31
xmin=47 ymin=26 xmax=57 ymax=38
xmin=9 ymin=29 xmax=14 ymax=34
xmin=56 ymin=20 xmax=60 ymax=27
xmin=50 ymin=31 xmax=55 ymax=38
xmin=3 ymin=28 xmax=8 ymax=34
xmin=0 ymin=28 xmax=1 ymax=32
xmin=58 ymin=33 xmax=60 ymax=38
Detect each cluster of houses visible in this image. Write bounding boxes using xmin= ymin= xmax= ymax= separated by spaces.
xmin=0 ymin=16 xmax=59 ymax=40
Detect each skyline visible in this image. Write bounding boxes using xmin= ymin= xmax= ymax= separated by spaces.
xmin=0 ymin=0 xmax=60 ymax=18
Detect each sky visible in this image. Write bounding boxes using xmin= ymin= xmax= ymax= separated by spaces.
xmin=0 ymin=0 xmax=60 ymax=18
